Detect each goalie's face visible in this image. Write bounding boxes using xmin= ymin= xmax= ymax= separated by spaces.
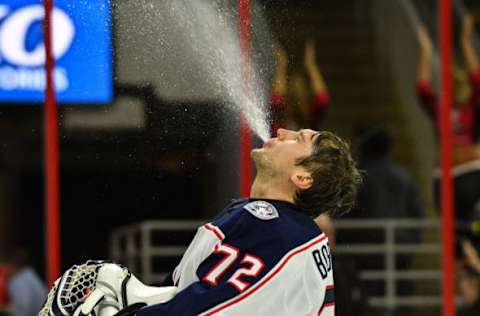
xmin=251 ymin=128 xmax=319 ymax=189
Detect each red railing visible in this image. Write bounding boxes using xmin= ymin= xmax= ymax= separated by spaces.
xmin=43 ymin=0 xmax=61 ymax=285
xmin=439 ymin=0 xmax=455 ymax=315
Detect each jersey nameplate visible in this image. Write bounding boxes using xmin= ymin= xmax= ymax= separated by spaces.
xmin=244 ymin=201 xmax=279 ymax=220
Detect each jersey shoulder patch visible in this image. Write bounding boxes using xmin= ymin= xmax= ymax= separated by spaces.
xmin=243 ymin=201 xmax=279 ymax=220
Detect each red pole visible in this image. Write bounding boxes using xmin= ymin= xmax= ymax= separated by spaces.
xmin=43 ymin=0 xmax=61 ymax=285
xmin=239 ymin=0 xmax=252 ymax=197
xmin=439 ymin=0 xmax=455 ymax=315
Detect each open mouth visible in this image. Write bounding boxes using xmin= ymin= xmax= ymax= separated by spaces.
xmin=262 ymin=139 xmax=274 ymax=148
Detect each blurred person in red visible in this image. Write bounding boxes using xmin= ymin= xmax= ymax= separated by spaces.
xmin=0 ymin=247 xmax=46 ymax=316
xmin=270 ymin=40 xmax=330 ymax=134
xmin=0 ymin=265 xmax=9 ymax=312
xmin=315 ymin=214 xmax=335 ymax=250
xmin=416 ymin=14 xmax=480 ymax=222
xmin=457 ymin=240 xmax=480 ymax=315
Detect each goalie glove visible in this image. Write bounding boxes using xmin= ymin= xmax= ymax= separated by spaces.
xmin=39 ymin=260 xmax=105 ymax=316
xmin=39 ymin=261 xmax=176 ymax=316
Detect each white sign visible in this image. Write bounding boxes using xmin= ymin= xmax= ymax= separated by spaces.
xmin=0 ymin=4 xmax=75 ymax=92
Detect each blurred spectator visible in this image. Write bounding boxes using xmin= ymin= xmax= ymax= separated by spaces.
xmin=304 ymin=39 xmax=330 ymax=129
xmin=0 ymin=266 xmax=9 ymax=314
xmin=416 ymin=15 xmax=480 ymax=223
xmin=269 ymin=40 xmax=330 ymax=133
xmin=355 ymin=127 xmax=425 ymax=226
xmin=315 ymin=214 xmax=336 ymax=249
xmin=315 ymin=214 xmax=369 ymax=316
xmin=457 ymin=240 xmax=480 ymax=315
xmin=354 ymin=127 xmax=425 ymax=307
xmin=0 ymin=248 xmax=46 ymax=316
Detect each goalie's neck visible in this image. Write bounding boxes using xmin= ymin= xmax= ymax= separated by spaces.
xmin=250 ymin=175 xmax=295 ymax=204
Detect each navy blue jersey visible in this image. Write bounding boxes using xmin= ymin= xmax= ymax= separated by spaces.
xmin=136 ymin=199 xmax=335 ymax=315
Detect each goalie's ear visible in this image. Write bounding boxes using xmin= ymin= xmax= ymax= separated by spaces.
xmin=113 ymin=303 xmax=147 ymax=316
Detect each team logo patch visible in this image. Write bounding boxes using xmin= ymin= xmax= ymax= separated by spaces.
xmin=244 ymin=201 xmax=279 ymax=220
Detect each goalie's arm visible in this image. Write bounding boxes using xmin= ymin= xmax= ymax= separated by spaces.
xmin=135 ymin=208 xmax=271 ymax=315
xmin=135 ymin=279 xmax=238 ymax=316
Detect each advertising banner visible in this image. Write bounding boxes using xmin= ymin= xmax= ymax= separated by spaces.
xmin=0 ymin=0 xmax=113 ymax=104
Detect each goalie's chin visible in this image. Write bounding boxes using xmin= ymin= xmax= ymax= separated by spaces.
xmin=250 ymin=147 xmax=265 ymax=160
xmin=251 ymin=147 xmax=272 ymax=170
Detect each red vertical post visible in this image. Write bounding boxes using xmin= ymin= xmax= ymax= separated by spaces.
xmin=43 ymin=0 xmax=61 ymax=285
xmin=239 ymin=0 xmax=252 ymax=197
xmin=439 ymin=0 xmax=455 ymax=315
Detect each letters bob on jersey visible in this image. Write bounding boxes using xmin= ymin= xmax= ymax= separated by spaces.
xmin=0 ymin=0 xmax=113 ymax=104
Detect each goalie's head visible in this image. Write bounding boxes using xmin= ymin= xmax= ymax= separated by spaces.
xmin=251 ymin=129 xmax=362 ymax=217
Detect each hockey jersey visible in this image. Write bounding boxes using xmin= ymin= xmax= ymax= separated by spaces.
xmin=136 ymin=199 xmax=335 ymax=315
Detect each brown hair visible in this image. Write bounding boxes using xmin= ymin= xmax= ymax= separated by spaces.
xmin=294 ymin=131 xmax=362 ymax=217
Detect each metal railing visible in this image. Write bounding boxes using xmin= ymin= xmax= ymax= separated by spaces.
xmin=334 ymin=219 xmax=441 ymax=309
xmin=110 ymin=219 xmax=441 ymax=310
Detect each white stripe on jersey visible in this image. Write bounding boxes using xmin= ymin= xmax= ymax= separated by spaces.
xmin=173 ymin=223 xmax=224 ymax=290
xmin=204 ymin=223 xmax=225 ymax=240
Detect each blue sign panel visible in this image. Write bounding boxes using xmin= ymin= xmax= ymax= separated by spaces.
xmin=0 ymin=0 xmax=113 ymax=104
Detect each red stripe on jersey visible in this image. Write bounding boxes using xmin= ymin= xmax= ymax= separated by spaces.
xmin=203 ymin=223 xmax=225 ymax=240
xmin=318 ymin=302 xmax=335 ymax=315
xmin=318 ymin=284 xmax=335 ymax=315
xmin=203 ymin=234 xmax=328 ymax=315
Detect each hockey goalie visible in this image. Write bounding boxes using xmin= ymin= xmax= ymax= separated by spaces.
xmin=39 ymin=129 xmax=361 ymax=315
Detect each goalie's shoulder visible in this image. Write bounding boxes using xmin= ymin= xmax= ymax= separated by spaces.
xmin=209 ymin=199 xmax=287 ymax=239
xmin=214 ymin=198 xmax=279 ymax=224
